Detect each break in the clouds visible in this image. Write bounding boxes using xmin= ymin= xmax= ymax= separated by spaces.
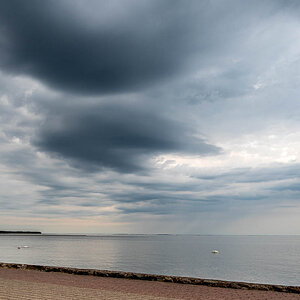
xmin=0 ymin=0 xmax=300 ymax=234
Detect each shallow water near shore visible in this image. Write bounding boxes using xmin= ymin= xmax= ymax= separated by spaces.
xmin=0 ymin=234 xmax=299 ymax=286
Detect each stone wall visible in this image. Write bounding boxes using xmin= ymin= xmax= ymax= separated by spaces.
xmin=0 ymin=262 xmax=299 ymax=294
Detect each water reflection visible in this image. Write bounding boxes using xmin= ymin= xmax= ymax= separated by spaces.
xmin=0 ymin=234 xmax=299 ymax=286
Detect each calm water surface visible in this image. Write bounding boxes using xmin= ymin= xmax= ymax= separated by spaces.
xmin=0 ymin=234 xmax=299 ymax=286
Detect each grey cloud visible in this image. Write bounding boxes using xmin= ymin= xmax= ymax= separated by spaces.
xmin=0 ymin=0 xmax=204 ymax=95
xmin=34 ymin=103 xmax=220 ymax=173
xmin=126 ymin=181 xmax=202 ymax=192
xmin=0 ymin=0 xmax=289 ymax=96
xmin=117 ymin=196 xmax=222 ymax=215
xmin=109 ymin=190 xmax=213 ymax=204
xmin=191 ymin=161 xmax=300 ymax=184
xmin=270 ymin=182 xmax=300 ymax=192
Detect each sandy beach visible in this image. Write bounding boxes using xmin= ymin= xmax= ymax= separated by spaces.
xmin=0 ymin=266 xmax=299 ymax=300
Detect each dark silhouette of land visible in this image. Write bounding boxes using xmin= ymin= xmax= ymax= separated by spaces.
xmin=0 ymin=231 xmax=41 ymax=234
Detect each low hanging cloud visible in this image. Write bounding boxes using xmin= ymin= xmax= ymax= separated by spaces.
xmin=34 ymin=103 xmax=220 ymax=173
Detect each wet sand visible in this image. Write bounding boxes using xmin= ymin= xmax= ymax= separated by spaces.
xmin=0 ymin=267 xmax=299 ymax=299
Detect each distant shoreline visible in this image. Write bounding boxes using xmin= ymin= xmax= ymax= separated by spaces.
xmin=0 ymin=231 xmax=42 ymax=234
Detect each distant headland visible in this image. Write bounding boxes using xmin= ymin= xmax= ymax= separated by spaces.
xmin=0 ymin=231 xmax=42 ymax=234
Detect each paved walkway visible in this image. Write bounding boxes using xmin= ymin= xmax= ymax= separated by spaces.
xmin=0 ymin=268 xmax=299 ymax=299
xmin=0 ymin=278 xmax=172 ymax=300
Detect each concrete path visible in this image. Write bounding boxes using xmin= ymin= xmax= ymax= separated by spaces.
xmin=0 ymin=268 xmax=299 ymax=299
xmin=0 ymin=277 xmax=172 ymax=300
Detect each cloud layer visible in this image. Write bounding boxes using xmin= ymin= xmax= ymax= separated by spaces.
xmin=0 ymin=0 xmax=300 ymax=234
xmin=34 ymin=101 xmax=220 ymax=172
xmin=0 ymin=0 xmax=202 ymax=94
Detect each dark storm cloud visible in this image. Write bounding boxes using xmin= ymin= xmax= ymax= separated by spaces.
xmin=0 ymin=0 xmax=204 ymax=94
xmin=0 ymin=0 xmax=291 ymax=96
xmin=34 ymin=103 xmax=220 ymax=172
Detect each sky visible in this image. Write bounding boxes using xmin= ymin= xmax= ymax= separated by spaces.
xmin=0 ymin=0 xmax=300 ymax=234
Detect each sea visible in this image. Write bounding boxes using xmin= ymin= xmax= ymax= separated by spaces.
xmin=0 ymin=234 xmax=299 ymax=286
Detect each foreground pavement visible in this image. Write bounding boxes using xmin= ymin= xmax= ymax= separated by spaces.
xmin=0 ymin=268 xmax=299 ymax=300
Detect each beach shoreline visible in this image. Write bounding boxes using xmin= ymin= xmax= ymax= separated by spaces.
xmin=0 ymin=262 xmax=299 ymax=295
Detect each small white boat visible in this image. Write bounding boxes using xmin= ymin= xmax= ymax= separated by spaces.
xmin=211 ymin=250 xmax=219 ymax=254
